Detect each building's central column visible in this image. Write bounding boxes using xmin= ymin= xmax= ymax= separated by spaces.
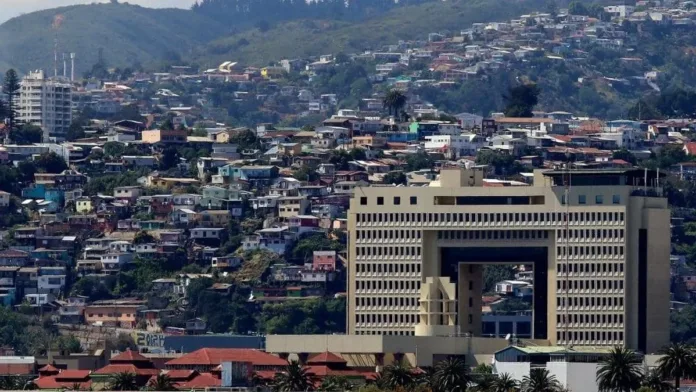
xmin=458 ymin=263 xmax=483 ymax=336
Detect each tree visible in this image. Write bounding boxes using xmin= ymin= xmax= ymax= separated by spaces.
xmin=380 ymin=362 xmax=416 ymax=390
xmin=134 ymin=230 xmax=156 ymax=245
xmin=503 ymin=84 xmax=540 ymax=118
xmin=294 ymin=166 xmax=319 ymax=182
xmin=319 ymin=375 xmax=353 ymax=391
xmin=383 ymin=89 xmax=407 ymax=120
xmin=521 ymin=368 xmax=561 ymax=392
xmin=596 ymin=346 xmax=643 ymax=392
xmin=53 ymin=335 xmax=82 ymax=354
xmin=35 ymin=152 xmax=68 ymax=173
xmin=656 ymin=343 xmax=696 ymax=390
xmin=382 ymin=171 xmax=407 ymax=185
xmin=148 ymin=374 xmax=176 ymax=391
xmin=641 ymin=369 xmax=671 ymax=392
xmin=494 ymin=373 xmax=520 ymax=392
xmin=10 ymin=124 xmax=43 ymax=144
xmin=405 ymin=151 xmax=434 ymax=171
xmin=160 ymin=147 xmax=180 ymax=170
xmin=432 ymin=357 xmax=470 ymax=392
xmin=273 ymin=360 xmax=314 ymax=392
xmin=106 ymin=333 xmax=137 ymax=351
xmin=3 ymin=69 xmax=21 ymax=135
xmin=612 ymin=149 xmax=637 ymax=165
xmin=108 ymin=372 xmax=139 ymax=391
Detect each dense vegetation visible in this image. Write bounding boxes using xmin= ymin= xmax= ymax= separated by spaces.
xmin=0 ymin=2 xmax=226 ymax=73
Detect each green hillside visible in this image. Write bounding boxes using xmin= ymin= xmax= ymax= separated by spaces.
xmin=0 ymin=2 xmax=227 ymax=74
xmin=197 ymin=0 xmax=549 ymax=66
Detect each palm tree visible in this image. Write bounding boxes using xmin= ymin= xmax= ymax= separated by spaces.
xmin=107 ymin=372 xmax=139 ymax=391
xmin=381 ymin=361 xmax=416 ymax=390
xmin=472 ymin=373 xmax=497 ymax=392
xmin=656 ymin=342 xmax=696 ymax=390
xmin=148 ymin=374 xmax=176 ymax=391
xmin=596 ymin=346 xmax=643 ymax=392
xmin=382 ymin=89 xmax=407 ymax=120
xmin=494 ymin=373 xmax=519 ymax=392
xmin=433 ymin=357 xmax=471 ymax=392
xmin=521 ymin=368 xmax=561 ymax=392
xmin=273 ymin=360 xmax=315 ymax=392
xmin=641 ymin=368 xmax=671 ymax=392
xmin=318 ymin=375 xmax=352 ymax=391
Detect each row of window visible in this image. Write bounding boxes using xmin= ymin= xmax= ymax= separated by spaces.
xmin=558 ymin=331 xmax=623 ymax=343
xmin=438 ymin=230 xmax=548 ymax=241
xmin=557 ymin=296 xmax=624 ymax=307
xmin=355 ymin=314 xmax=418 ymax=324
xmin=356 ymin=229 xmax=422 ymax=241
xmin=355 ymin=297 xmax=419 ymax=307
xmin=355 ymin=263 xmax=422 ymax=274
xmin=556 ymin=246 xmax=625 ymax=257
xmin=355 ymin=246 xmax=422 ymax=258
xmin=557 ymin=313 xmax=624 ymax=324
xmin=556 ymin=262 xmax=625 ymax=274
xmin=360 ymin=196 xmax=417 ymax=206
xmin=557 ymin=279 xmax=624 ymax=291
xmin=356 ymin=280 xmax=420 ymax=290
xmin=556 ymin=229 xmax=625 ymax=240
xmin=356 ymin=211 xmax=626 ymax=225
xmin=356 ymin=330 xmax=415 ymax=336
xmin=563 ymin=194 xmax=622 ymax=205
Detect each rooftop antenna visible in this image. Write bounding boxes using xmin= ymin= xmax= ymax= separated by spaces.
xmin=62 ymin=53 xmax=67 ymax=79
xmin=70 ymin=53 xmax=76 ymax=82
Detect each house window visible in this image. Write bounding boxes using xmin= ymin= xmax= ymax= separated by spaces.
xmin=394 ymin=197 xmax=401 ymax=205
xmin=377 ymin=197 xmax=384 ymax=205
xmin=612 ymin=195 xmax=621 ymax=204
xmin=410 ymin=196 xmax=417 ymax=205
xmin=578 ymin=195 xmax=586 ymax=205
xmin=595 ymin=195 xmax=604 ymax=204
xmin=360 ymin=197 xmax=367 ymax=205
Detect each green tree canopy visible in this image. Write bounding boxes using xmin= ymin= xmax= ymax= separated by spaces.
xmin=503 ymin=84 xmax=540 ymax=118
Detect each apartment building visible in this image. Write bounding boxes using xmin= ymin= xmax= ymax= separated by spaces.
xmin=348 ymin=167 xmax=670 ymax=353
xmin=18 ymin=71 xmax=73 ymax=142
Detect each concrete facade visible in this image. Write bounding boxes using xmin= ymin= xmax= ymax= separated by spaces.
xmin=18 ymin=70 xmax=73 ymax=142
xmin=348 ymin=167 xmax=670 ymax=353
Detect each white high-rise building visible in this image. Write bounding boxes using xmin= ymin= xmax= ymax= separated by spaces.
xmin=18 ymin=70 xmax=73 ymax=142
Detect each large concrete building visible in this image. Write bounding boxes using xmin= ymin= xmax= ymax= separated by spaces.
xmin=348 ymin=167 xmax=670 ymax=353
xmin=18 ymin=70 xmax=73 ymax=142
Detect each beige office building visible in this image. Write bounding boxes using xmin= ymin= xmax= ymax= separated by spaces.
xmin=348 ymin=168 xmax=670 ymax=353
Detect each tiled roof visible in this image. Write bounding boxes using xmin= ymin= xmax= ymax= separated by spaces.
xmin=55 ymin=370 xmax=91 ymax=380
xmin=175 ymin=372 xmax=221 ymax=389
xmin=307 ymin=352 xmax=347 ymax=365
xmin=0 ymin=363 xmax=34 ymax=375
xmin=165 ymin=348 xmax=287 ymax=367
xmin=34 ymin=376 xmax=92 ymax=390
xmin=110 ymin=349 xmax=151 ymax=363
xmin=38 ymin=364 xmax=59 ymax=373
xmin=94 ymin=364 xmax=159 ymax=376
xmin=0 ymin=249 xmax=29 ymax=258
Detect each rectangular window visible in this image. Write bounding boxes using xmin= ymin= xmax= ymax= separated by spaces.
xmin=596 ymin=195 xmax=604 ymax=204
xmin=394 ymin=197 xmax=401 ymax=205
xmin=360 ymin=197 xmax=367 ymax=205
xmin=612 ymin=195 xmax=621 ymax=204
xmin=377 ymin=197 xmax=384 ymax=205
xmin=578 ymin=195 xmax=586 ymax=204
xmin=410 ymin=196 xmax=417 ymax=205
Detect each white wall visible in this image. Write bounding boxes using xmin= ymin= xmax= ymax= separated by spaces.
xmin=494 ymin=361 xmax=530 ymax=383
xmin=547 ymin=362 xmax=600 ymax=392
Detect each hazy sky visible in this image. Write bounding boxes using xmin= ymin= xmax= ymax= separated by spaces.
xmin=1 ymin=0 xmax=197 ymax=23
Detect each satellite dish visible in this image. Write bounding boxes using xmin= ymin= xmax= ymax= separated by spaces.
xmin=505 ymin=333 xmax=512 ymax=341
xmin=248 ymin=294 xmax=256 ymax=302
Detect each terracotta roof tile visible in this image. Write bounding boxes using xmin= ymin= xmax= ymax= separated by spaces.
xmin=94 ymin=364 xmax=159 ymax=376
xmin=165 ymin=348 xmax=287 ymax=368
xmin=175 ymin=372 xmax=221 ymax=389
xmin=110 ymin=349 xmax=151 ymax=363
xmin=307 ymin=352 xmax=347 ymax=365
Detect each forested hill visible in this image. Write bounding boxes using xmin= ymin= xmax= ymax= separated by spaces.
xmin=0 ymin=2 xmax=227 ymax=74
xmin=192 ymin=0 xmax=434 ymax=27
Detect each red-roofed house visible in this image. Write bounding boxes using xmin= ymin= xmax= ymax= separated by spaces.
xmin=165 ymin=348 xmax=287 ymax=372
xmin=148 ymin=370 xmax=222 ymax=390
xmin=93 ymin=350 xmax=159 ymax=386
xmin=684 ymin=142 xmax=696 ymax=156
xmin=34 ymin=369 xmax=92 ymax=390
